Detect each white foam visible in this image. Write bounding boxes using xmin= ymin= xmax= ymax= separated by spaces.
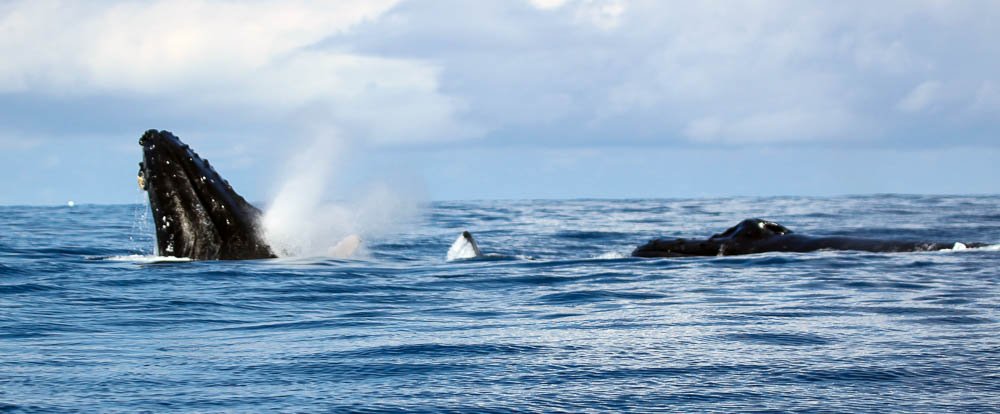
xmin=964 ymin=243 xmax=1000 ymax=251
xmin=106 ymin=255 xmax=192 ymax=263
xmin=940 ymin=243 xmax=999 ymax=252
xmin=595 ymin=251 xmax=627 ymax=259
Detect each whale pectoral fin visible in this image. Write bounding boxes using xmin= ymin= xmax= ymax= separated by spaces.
xmin=447 ymin=231 xmax=483 ymax=261
xmin=329 ymin=234 xmax=362 ymax=258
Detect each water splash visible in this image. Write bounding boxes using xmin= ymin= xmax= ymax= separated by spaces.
xmin=261 ymin=135 xmax=420 ymax=258
xmin=130 ymin=191 xmax=154 ymax=256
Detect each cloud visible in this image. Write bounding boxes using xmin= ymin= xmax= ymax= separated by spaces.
xmin=572 ymin=0 xmax=626 ymax=30
xmin=0 ymin=0 xmax=480 ymax=145
xmin=527 ymin=0 xmax=626 ymax=30
xmin=897 ymin=81 xmax=942 ymax=113
xmin=331 ymin=0 xmax=1000 ymax=147
xmin=528 ymin=0 xmax=569 ymax=10
xmin=2 ymin=0 xmax=1000 ymax=151
xmin=0 ymin=0 xmax=396 ymax=94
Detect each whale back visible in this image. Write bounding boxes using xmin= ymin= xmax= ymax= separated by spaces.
xmin=710 ymin=218 xmax=792 ymax=241
xmin=632 ymin=217 xmax=986 ymax=258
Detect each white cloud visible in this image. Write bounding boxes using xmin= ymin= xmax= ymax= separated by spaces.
xmin=0 ymin=0 xmax=396 ymax=93
xmin=526 ymin=0 xmax=625 ymax=29
xmin=573 ymin=0 xmax=626 ymax=30
xmin=3 ymin=0 xmax=1000 ymax=149
xmin=528 ymin=0 xmax=569 ymax=10
xmin=332 ymin=0 xmax=1000 ymax=147
xmin=0 ymin=0 xmax=480 ymax=144
xmin=897 ymin=81 xmax=942 ymax=113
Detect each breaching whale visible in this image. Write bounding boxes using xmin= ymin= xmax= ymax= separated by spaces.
xmin=632 ymin=218 xmax=986 ymax=258
xmin=138 ymin=129 xmax=275 ymax=260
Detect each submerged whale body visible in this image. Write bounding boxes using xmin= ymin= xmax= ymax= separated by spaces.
xmin=632 ymin=218 xmax=986 ymax=258
xmin=139 ymin=129 xmax=275 ymax=260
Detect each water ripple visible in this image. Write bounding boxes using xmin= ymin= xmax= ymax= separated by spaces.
xmin=1 ymin=197 xmax=998 ymax=412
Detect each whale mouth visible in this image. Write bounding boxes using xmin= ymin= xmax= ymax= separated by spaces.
xmin=139 ymin=129 xmax=273 ymax=260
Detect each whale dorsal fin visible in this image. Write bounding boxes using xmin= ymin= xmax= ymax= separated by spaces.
xmin=447 ymin=231 xmax=483 ymax=261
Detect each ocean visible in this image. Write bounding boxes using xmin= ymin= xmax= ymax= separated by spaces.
xmin=1 ymin=195 xmax=998 ymax=412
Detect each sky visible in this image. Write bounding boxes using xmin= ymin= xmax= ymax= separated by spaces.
xmin=1 ymin=0 xmax=998 ymax=205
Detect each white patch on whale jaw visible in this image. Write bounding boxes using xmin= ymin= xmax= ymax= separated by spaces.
xmin=447 ymin=231 xmax=482 ymax=261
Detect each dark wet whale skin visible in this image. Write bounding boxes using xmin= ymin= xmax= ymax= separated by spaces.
xmin=139 ymin=129 xmax=274 ymax=260
xmin=632 ymin=218 xmax=986 ymax=257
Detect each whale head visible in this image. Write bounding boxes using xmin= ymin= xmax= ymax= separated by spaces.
xmin=631 ymin=218 xmax=795 ymax=257
xmin=138 ymin=129 xmax=274 ymax=260
xmin=710 ymin=218 xmax=791 ymax=241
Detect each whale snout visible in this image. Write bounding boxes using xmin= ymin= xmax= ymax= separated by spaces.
xmin=139 ymin=129 xmax=183 ymax=151
xmin=139 ymin=129 xmax=161 ymax=146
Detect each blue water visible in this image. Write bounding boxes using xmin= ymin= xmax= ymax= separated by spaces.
xmin=2 ymin=195 xmax=999 ymax=412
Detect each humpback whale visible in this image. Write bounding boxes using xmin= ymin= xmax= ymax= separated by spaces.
xmin=447 ymin=231 xmax=483 ymax=261
xmin=632 ymin=218 xmax=986 ymax=257
xmin=138 ymin=129 xmax=275 ymax=260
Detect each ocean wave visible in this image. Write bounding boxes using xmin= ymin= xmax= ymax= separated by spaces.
xmin=1 ymin=197 xmax=998 ymax=412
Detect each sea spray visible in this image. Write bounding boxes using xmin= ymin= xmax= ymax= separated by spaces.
xmin=260 ymin=136 xmax=338 ymax=256
xmin=261 ymin=135 xmax=420 ymax=258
